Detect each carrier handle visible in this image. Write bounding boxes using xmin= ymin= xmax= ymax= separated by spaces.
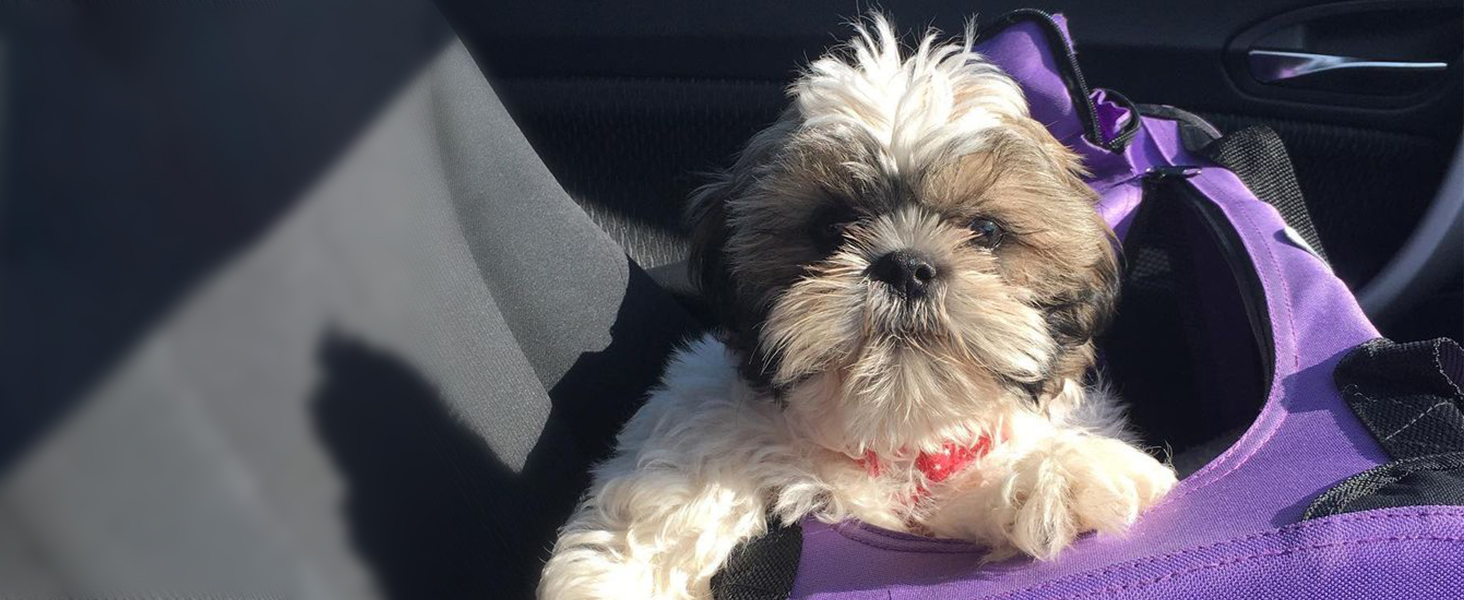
xmin=974 ymin=9 xmax=1140 ymax=153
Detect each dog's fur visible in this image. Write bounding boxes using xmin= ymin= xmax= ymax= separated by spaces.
xmin=540 ymin=16 xmax=1176 ymax=600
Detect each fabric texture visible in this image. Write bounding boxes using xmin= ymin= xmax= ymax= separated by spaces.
xmin=1194 ymin=111 xmax=1453 ymax=286
xmin=1335 ymin=337 xmax=1464 ymax=461
xmin=1306 ymin=337 xmax=1464 ymax=520
xmin=1136 ymin=103 xmax=1223 ymax=152
xmin=0 ymin=3 xmax=696 ymax=598
xmin=1306 ymin=452 xmax=1464 ymax=519
xmin=1104 ymin=170 xmax=1271 ymax=457
xmin=710 ymin=519 xmax=804 ymax=600
xmin=495 ymin=78 xmax=786 ymax=271
xmin=1200 ymin=125 xmax=1331 ymax=264
xmin=785 ymin=12 xmax=1464 ymax=600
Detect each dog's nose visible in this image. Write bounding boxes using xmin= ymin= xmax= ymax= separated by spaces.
xmin=869 ymin=250 xmax=938 ymax=298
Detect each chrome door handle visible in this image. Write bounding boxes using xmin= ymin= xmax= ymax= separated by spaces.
xmin=1248 ymin=49 xmax=1448 ymax=83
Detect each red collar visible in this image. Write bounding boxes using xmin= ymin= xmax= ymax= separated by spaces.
xmin=856 ymin=435 xmax=994 ymax=485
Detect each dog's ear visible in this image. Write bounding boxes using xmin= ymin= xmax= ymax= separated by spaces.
xmin=1039 ymin=233 xmax=1122 ymax=398
xmin=686 ymin=178 xmax=789 ymax=391
xmin=685 ymin=173 xmax=740 ymax=328
xmin=1035 ymin=141 xmax=1121 ymax=399
xmin=685 ymin=111 xmax=797 ymax=334
xmin=1051 ymin=243 xmax=1121 ymax=349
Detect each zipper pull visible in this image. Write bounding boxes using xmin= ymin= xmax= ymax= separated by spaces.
xmin=1141 ymin=163 xmax=1200 ymax=180
xmin=1144 ymin=165 xmax=1202 ymax=181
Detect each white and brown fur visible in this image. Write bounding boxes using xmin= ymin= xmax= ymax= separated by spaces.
xmin=540 ymin=15 xmax=1176 ymax=600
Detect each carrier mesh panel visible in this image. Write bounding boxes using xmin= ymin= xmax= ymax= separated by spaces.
xmin=1336 ymin=337 xmax=1464 ymax=461
xmin=1201 ymin=125 xmax=1329 ymax=264
xmin=710 ymin=519 xmax=803 ymax=600
xmin=1100 ymin=179 xmax=1269 ymax=467
xmin=1308 ymin=337 xmax=1464 ymax=519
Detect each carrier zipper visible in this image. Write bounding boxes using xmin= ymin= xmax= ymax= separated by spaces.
xmin=1139 ymin=171 xmax=1277 ymax=391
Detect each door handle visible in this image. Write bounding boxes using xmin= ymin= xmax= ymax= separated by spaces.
xmin=1248 ymin=49 xmax=1448 ymax=84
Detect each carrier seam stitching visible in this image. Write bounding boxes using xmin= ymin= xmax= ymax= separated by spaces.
xmin=1239 ymin=191 xmax=1298 ymax=374
xmin=983 ymin=509 xmax=1464 ymax=598
xmin=1163 ymin=184 xmax=1296 ymax=504
xmin=1434 ymin=341 xmax=1464 ymax=398
xmin=1348 ymin=385 xmax=1460 ymax=452
xmin=832 ymin=508 xmax=1464 ymax=557
xmin=1373 ymin=389 xmax=1439 ymax=415
xmin=835 ymin=531 xmax=985 ymax=554
xmin=1043 ymin=534 xmax=1464 ymax=600
xmin=1381 ymin=401 xmax=1454 ymax=441
xmin=852 ymin=526 xmax=979 ymax=546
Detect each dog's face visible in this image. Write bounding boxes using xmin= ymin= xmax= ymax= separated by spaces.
xmin=689 ymin=18 xmax=1118 ymax=448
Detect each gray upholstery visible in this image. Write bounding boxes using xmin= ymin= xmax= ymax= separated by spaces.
xmin=0 ymin=5 xmax=694 ymax=598
xmin=0 ymin=5 xmax=1272 ymax=598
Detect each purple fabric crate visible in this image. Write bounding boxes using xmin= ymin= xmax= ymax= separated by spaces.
xmin=787 ymin=14 xmax=1464 ymax=600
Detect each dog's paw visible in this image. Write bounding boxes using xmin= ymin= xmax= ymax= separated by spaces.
xmin=538 ymin=547 xmax=664 ymax=600
xmin=996 ymin=436 xmax=1176 ymax=559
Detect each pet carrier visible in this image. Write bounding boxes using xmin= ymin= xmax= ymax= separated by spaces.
xmin=711 ymin=11 xmax=1464 ymax=600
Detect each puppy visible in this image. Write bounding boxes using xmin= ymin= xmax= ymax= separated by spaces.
xmin=540 ymin=16 xmax=1176 ymax=600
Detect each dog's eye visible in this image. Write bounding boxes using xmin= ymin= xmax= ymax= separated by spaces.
xmin=811 ymin=206 xmax=859 ymax=250
xmin=968 ymin=217 xmax=1006 ymax=248
xmin=822 ymin=221 xmax=849 ymax=239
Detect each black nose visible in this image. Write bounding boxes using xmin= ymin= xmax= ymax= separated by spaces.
xmin=869 ymin=250 xmax=938 ymax=298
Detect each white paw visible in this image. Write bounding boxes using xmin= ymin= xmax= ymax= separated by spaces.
xmin=997 ymin=437 xmax=1176 ymax=559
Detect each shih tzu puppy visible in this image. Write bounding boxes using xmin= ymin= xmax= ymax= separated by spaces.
xmin=540 ymin=15 xmax=1176 ymax=600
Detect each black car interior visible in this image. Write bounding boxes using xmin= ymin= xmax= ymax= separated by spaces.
xmin=442 ymin=0 xmax=1462 ymax=343
xmin=0 ymin=1 xmax=1458 ymax=598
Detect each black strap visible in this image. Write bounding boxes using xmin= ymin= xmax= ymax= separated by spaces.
xmin=1199 ymin=126 xmax=1330 ymax=264
xmin=1097 ymin=88 xmax=1143 ymax=150
xmin=710 ymin=519 xmax=803 ymax=600
xmin=1336 ymin=337 xmax=1464 ymax=461
xmin=1305 ymin=337 xmax=1464 ymax=520
xmin=1136 ymin=103 xmax=1222 ymax=153
xmin=1305 ymin=451 xmax=1464 ymax=519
